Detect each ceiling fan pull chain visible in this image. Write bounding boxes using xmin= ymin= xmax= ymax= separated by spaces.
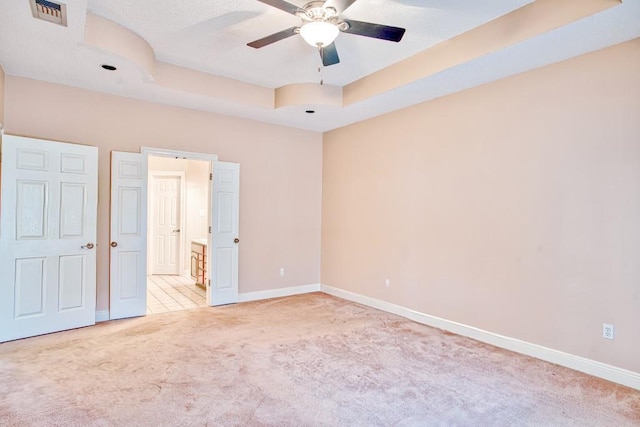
xmin=318 ymin=49 xmax=325 ymax=85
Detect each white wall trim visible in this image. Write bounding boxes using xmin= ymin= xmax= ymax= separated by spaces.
xmin=239 ymin=284 xmax=321 ymax=303
xmin=95 ymin=310 xmax=110 ymax=323
xmin=320 ymin=284 xmax=640 ymax=391
xmin=96 ymin=284 xmax=321 ymax=321
xmin=141 ymin=146 xmax=218 ymax=162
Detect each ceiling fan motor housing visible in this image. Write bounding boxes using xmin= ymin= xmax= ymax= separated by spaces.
xmin=299 ymin=1 xmax=339 ymax=23
xmin=248 ymin=0 xmax=405 ymax=66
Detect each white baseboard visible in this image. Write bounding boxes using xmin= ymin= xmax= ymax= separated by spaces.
xmin=238 ymin=284 xmax=321 ymax=303
xmin=93 ymin=284 xmax=321 ymax=322
xmin=320 ymin=284 xmax=640 ymax=391
xmin=95 ymin=310 xmax=110 ymax=323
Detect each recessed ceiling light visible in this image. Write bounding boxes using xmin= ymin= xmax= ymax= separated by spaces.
xmin=101 ymin=64 xmax=117 ymax=71
xmin=305 ymin=110 xmax=315 ymax=114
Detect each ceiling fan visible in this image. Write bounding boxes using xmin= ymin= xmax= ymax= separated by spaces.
xmin=247 ymin=0 xmax=406 ymax=66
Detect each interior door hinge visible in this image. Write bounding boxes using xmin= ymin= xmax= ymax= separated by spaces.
xmin=209 ymin=173 xmax=213 ymax=180
xmin=209 ymin=226 xmax=212 ymax=233
xmin=208 ymin=279 xmax=211 ymax=287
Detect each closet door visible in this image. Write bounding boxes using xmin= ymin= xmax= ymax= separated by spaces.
xmin=0 ymin=135 xmax=98 ymax=342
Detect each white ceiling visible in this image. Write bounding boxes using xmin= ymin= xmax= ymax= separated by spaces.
xmin=1 ymin=0 xmax=639 ymax=132
xmin=86 ymin=0 xmax=532 ymax=88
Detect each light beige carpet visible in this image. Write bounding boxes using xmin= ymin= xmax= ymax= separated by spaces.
xmin=0 ymin=293 xmax=638 ymax=426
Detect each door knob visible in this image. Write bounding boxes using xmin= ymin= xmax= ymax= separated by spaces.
xmin=81 ymin=243 xmax=95 ymax=249
xmin=110 ymin=242 xmax=118 ymax=248
xmin=173 ymin=229 xmax=181 ymax=233
xmin=234 ymin=238 xmax=240 ymax=243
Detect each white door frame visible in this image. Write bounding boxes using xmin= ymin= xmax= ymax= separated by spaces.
xmin=148 ymin=171 xmax=186 ymax=276
xmin=140 ymin=147 xmax=223 ymax=307
xmin=141 ymin=147 xmax=218 ymax=163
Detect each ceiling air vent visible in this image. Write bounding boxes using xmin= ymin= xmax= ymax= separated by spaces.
xmin=29 ymin=0 xmax=67 ymax=27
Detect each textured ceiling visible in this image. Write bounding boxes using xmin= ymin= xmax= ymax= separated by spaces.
xmin=85 ymin=0 xmax=532 ymax=88
xmin=0 ymin=0 xmax=639 ymax=132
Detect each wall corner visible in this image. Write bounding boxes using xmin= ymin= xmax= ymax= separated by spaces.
xmin=0 ymin=64 xmax=5 ymax=129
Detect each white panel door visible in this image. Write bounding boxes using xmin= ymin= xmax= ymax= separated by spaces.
xmin=209 ymin=161 xmax=240 ymax=306
xmin=151 ymin=176 xmax=181 ymax=275
xmin=110 ymin=151 xmax=147 ymax=319
xmin=0 ymin=134 xmax=98 ymax=342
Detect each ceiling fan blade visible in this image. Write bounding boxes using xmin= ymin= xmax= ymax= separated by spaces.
xmin=342 ymin=19 xmax=406 ymax=42
xmin=247 ymin=26 xmax=299 ymax=48
xmin=323 ymin=0 xmax=358 ymax=14
xmin=320 ymin=42 xmax=340 ymax=66
xmin=256 ymin=0 xmax=306 ymax=15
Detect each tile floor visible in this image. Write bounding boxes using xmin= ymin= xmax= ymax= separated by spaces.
xmin=147 ymin=275 xmax=206 ymax=314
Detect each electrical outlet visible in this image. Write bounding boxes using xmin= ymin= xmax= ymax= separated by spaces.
xmin=603 ymin=323 xmax=615 ymax=340
xmin=385 ymin=278 xmax=390 ymax=287
xmin=279 ymin=267 xmax=285 ymax=277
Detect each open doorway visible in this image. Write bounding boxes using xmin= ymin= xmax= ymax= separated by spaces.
xmin=146 ymin=156 xmax=210 ymax=314
xmin=110 ymin=147 xmax=239 ymax=320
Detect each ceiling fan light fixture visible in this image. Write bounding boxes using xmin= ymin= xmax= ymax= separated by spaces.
xmin=300 ymin=21 xmax=339 ymax=47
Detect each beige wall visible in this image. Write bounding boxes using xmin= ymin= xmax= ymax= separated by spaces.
xmin=3 ymin=77 xmax=323 ymax=311
xmin=0 ymin=65 xmax=5 ymax=127
xmin=184 ymin=158 xmax=211 ymax=266
xmin=322 ymin=39 xmax=640 ymax=372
